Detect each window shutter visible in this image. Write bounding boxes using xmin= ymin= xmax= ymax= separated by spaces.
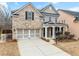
xmin=25 ymin=12 xmax=27 ymax=20
xmin=32 ymin=12 xmax=34 ymax=20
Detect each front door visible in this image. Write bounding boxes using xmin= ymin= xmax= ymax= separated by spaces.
xmin=47 ymin=27 xmax=52 ymax=37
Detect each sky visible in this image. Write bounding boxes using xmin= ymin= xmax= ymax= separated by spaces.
xmin=1 ymin=2 xmax=79 ymax=12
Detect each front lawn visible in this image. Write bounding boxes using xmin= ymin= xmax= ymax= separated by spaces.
xmin=0 ymin=40 xmax=20 ymax=56
xmin=54 ymin=40 xmax=79 ymax=56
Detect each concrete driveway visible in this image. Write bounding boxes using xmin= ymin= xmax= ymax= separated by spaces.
xmin=17 ymin=38 xmax=70 ymax=56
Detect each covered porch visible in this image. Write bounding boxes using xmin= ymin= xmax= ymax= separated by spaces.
xmin=42 ymin=23 xmax=68 ymax=39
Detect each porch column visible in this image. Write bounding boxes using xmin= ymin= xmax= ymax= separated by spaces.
xmin=34 ymin=29 xmax=36 ymax=37
xmin=59 ymin=26 xmax=62 ymax=32
xmin=52 ymin=26 xmax=55 ymax=39
xmin=39 ymin=29 xmax=41 ymax=37
xmin=45 ymin=27 xmax=47 ymax=38
xmin=66 ymin=26 xmax=68 ymax=31
xmin=63 ymin=26 xmax=67 ymax=34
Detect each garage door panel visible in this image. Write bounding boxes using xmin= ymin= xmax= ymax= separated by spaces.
xmin=36 ymin=29 xmax=39 ymax=37
xmin=17 ymin=34 xmax=23 ymax=39
xmin=24 ymin=35 xmax=29 ymax=38
xmin=24 ymin=29 xmax=29 ymax=34
xmin=30 ymin=29 xmax=34 ymax=37
xmin=24 ymin=29 xmax=29 ymax=38
xmin=16 ymin=29 xmax=40 ymax=39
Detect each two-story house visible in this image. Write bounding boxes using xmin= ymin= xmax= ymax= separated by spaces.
xmin=12 ymin=3 xmax=67 ymax=40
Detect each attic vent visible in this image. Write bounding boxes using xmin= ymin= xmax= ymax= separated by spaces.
xmin=13 ymin=14 xmax=19 ymax=15
xmin=13 ymin=14 xmax=19 ymax=18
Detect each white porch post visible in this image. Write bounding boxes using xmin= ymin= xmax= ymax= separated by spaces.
xmin=34 ymin=29 xmax=36 ymax=38
xmin=52 ymin=26 xmax=55 ymax=39
xmin=39 ymin=29 xmax=41 ymax=37
xmin=59 ymin=26 xmax=62 ymax=32
xmin=45 ymin=27 xmax=47 ymax=38
xmin=66 ymin=26 xmax=68 ymax=31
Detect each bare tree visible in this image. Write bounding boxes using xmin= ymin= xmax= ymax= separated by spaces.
xmin=0 ymin=3 xmax=11 ymax=29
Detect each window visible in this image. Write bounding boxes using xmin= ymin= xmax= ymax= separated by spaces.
xmin=28 ymin=12 xmax=32 ymax=19
xmin=25 ymin=11 xmax=34 ymax=20
xmin=49 ymin=17 xmax=51 ymax=21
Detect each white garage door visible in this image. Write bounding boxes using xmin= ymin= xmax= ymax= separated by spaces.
xmin=16 ymin=29 xmax=40 ymax=39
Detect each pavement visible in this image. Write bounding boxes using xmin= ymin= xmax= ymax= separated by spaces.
xmin=17 ymin=38 xmax=70 ymax=56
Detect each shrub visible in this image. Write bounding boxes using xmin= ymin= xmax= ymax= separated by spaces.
xmin=56 ymin=34 xmax=64 ymax=40
xmin=56 ymin=31 xmax=75 ymax=41
xmin=45 ymin=39 xmax=50 ymax=42
xmin=69 ymin=34 xmax=75 ymax=39
xmin=41 ymin=37 xmax=50 ymax=42
xmin=64 ymin=31 xmax=70 ymax=36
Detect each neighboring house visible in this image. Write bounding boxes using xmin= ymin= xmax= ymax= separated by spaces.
xmin=12 ymin=3 xmax=67 ymax=40
xmin=58 ymin=9 xmax=79 ymax=39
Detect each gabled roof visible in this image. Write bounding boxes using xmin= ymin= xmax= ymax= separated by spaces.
xmin=58 ymin=9 xmax=79 ymax=21
xmin=12 ymin=3 xmax=59 ymax=17
xmin=12 ymin=2 xmax=42 ymax=16
xmin=40 ymin=3 xmax=58 ymax=14
xmin=11 ymin=9 xmax=19 ymax=13
xmin=58 ymin=9 xmax=79 ymax=17
xmin=40 ymin=12 xmax=59 ymax=17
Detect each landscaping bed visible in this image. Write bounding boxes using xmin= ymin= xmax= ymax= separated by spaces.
xmin=0 ymin=40 xmax=20 ymax=56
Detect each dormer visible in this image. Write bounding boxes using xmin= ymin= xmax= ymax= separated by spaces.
xmin=41 ymin=3 xmax=58 ymax=14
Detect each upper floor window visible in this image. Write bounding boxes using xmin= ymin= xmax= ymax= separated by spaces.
xmin=49 ymin=16 xmax=51 ymax=21
xmin=25 ymin=11 xmax=34 ymax=20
